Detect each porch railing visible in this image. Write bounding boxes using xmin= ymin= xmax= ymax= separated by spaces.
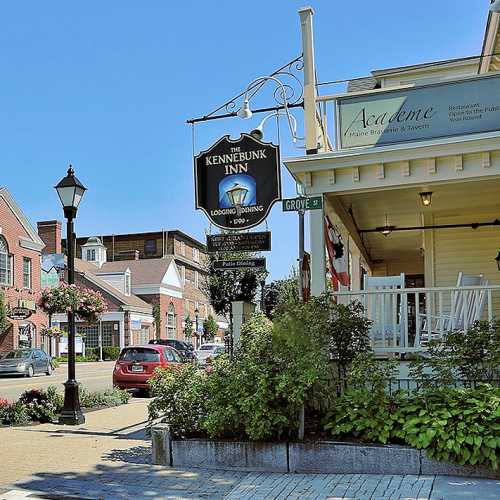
xmin=331 ymin=285 xmax=500 ymax=353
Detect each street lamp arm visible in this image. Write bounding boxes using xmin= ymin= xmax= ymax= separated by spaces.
xmin=242 ymin=76 xmax=301 ymax=142
xmin=255 ymin=111 xmax=304 ymax=142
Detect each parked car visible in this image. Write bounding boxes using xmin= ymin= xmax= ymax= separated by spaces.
xmin=113 ymin=345 xmax=182 ymax=392
xmin=0 ymin=349 xmax=53 ymax=377
xmin=195 ymin=343 xmax=226 ymax=366
xmin=148 ymin=339 xmax=195 ymax=362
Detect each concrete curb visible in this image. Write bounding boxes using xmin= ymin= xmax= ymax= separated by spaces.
xmin=151 ymin=426 xmax=500 ymax=479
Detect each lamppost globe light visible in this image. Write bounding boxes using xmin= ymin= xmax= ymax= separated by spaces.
xmin=490 ymin=0 xmax=500 ymax=13
xmin=237 ymin=99 xmax=253 ymax=119
xmin=250 ymin=111 xmax=301 ymax=143
xmin=54 ymin=165 xmax=87 ymax=218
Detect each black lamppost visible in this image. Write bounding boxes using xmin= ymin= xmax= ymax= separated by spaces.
xmin=194 ymin=308 xmax=200 ymax=348
xmin=55 ymin=165 xmax=87 ymax=425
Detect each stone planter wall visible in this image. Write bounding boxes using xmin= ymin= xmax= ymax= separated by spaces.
xmin=151 ymin=426 xmax=500 ymax=479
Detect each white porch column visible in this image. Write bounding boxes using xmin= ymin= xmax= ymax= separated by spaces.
xmin=310 ymin=202 xmax=326 ymax=295
xmin=298 ymin=6 xmax=318 ymax=154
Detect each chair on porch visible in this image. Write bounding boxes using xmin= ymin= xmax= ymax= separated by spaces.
xmin=363 ymin=273 xmax=406 ymax=349
xmin=420 ymin=272 xmax=489 ymax=344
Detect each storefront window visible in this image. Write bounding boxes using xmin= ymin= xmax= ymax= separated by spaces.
xmin=0 ymin=237 xmax=13 ymax=286
xmin=18 ymin=323 xmax=35 ymax=349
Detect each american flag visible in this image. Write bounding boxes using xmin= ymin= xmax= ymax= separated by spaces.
xmin=324 ymin=215 xmax=350 ymax=291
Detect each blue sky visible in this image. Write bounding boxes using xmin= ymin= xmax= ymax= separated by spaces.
xmin=0 ymin=1 xmax=489 ymax=279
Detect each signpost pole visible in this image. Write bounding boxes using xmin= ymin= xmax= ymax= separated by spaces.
xmin=298 ymin=209 xmax=305 ymax=302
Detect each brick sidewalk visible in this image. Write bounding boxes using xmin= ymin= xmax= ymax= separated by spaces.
xmin=0 ymin=399 xmax=498 ymax=499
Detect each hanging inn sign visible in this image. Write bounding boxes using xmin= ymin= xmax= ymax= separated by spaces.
xmin=195 ymin=133 xmax=281 ymax=230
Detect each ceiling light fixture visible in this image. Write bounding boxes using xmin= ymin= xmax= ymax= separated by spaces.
xmin=419 ymin=191 xmax=433 ymax=207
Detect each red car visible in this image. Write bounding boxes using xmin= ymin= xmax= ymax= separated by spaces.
xmin=113 ymin=344 xmax=182 ymax=392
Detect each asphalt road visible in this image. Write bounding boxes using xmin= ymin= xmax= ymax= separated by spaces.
xmin=0 ymin=361 xmax=115 ymax=401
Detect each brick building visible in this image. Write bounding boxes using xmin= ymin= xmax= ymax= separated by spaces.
xmin=37 ymin=225 xmax=154 ymax=351
xmin=0 ymin=188 xmax=47 ymax=353
xmin=68 ymin=230 xmax=215 ymax=339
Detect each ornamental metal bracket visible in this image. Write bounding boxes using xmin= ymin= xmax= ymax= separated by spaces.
xmin=186 ymin=55 xmax=304 ymax=124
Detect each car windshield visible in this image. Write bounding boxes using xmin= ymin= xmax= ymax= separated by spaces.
xmin=4 ymin=350 xmax=31 ymax=360
xmin=214 ymin=347 xmax=225 ymax=354
xmin=119 ymin=348 xmax=160 ymax=362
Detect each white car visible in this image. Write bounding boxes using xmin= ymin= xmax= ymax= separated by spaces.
xmin=195 ymin=343 xmax=225 ymax=365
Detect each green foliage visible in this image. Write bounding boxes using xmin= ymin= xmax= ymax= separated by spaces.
xmin=263 ymin=275 xmax=299 ymax=320
xmin=183 ymin=316 xmax=193 ymax=339
xmin=327 ymin=301 xmax=372 ymax=378
xmin=79 ymin=387 xmax=131 ymax=408
xmin=18 ymin=387 xmax=63 ymax=423
xmin=149 ymin=309 xmax=334 ymax=441
xmin=202 ymin=314 xmax=218 ymax=341
xmin=202 ymin=248 xmax=266 ymax=316
xmin=102 ymin=346 xmax=120 ymax=361
xmin=0 ymin=292 xmax=10 ymax=334
xmin=85 ymin=347 xmax=100 ymax=361
xmin=410 ymin=320 xmax=500 ymax=386
xmin=347 ymin=352 xmax=398 ymax=395
xmin=148 ymin=364 xmax=207 ymax=438
xmin=325 ymin=383 xmax=500 ymax=470
xmin=0 ymin=400 xmax=30 ymax=426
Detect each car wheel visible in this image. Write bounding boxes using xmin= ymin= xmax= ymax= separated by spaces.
xmin=26 ymin=365 xmax=34 ymax=378
xmin=46 ymin=363 xmax=53 ymax=376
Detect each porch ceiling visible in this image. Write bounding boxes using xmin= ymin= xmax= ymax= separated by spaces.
xmin=331 ymin=177 xmax=500 ymax=266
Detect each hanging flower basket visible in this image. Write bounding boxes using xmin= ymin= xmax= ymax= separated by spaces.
xmin=39 ymin=283 xmax=107 ymax=323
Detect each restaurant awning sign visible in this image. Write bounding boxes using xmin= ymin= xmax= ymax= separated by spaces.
xmin=195 ymin=134 xmax=281 ymax=230
xmin=337 ymin=74 xmax=500 ymax=149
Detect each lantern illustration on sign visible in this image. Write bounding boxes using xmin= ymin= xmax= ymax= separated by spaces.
xmin=226 ymin=183 xmax=249 ymax=216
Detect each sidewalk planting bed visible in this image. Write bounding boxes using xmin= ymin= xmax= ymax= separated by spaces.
xmin=147 ymin=291 xmax=500 ymax=478
xmin=0 ymin=386 xmax=130 ymax=426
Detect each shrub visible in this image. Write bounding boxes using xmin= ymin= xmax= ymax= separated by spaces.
xmin=410 ymin=320 xmax=500 ymax=386
xmin=85 ymin=347 xmax=100 ymax=361
xmin=102 ymin=347 xmax=120 ymax=361
xmin=395 ymin=385 xmax=499 ymax=469
xmin=0 ymin=401 xmax=29 ymax=426
xmin=19 ymin=388 xmax=62 ymax=423
xmin=324 ymin=384 xmax=500 ymax=470
xmin=148 ymin=364 xmax=208 ymax=438
xmin=79 ymin=387 xmax=131 ymax=408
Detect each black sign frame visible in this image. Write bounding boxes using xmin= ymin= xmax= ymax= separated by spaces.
xmin=194 ymin=133 xmax=282 ymax=230
xmin=207 ymin=232 xmax=271 ymax=253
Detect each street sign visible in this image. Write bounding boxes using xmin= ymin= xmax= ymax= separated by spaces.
xmin=195 ymin=134 xmax=281 ymax=230
xmin=282 ymin=196 xmax=323 ymax=212
xmin=207 ymin=232 xmax=271 ymax=253
xmin=213 ymin=258 xmax=266 ymax=271
xmin=7 ymin=307 xmax=33 ymax=321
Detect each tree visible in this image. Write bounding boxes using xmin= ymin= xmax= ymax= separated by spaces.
xmin=203 ymin=315 xmax=218 ymax=341
xmin=201 ymin=248 xmax=266 ymax=317
xmin=184 ymin=315 xmax=193 ymax=340
xmin=263 ymin=274 xmax=299 ymax=320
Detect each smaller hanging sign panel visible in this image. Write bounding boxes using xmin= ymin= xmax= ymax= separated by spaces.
xmin=207 ymin=232 xmax=271 ymax=253
xmin=213 ymin=258 xmax=266 ymax=271
xmin=195 ymin=134 xmax=281 ymax=230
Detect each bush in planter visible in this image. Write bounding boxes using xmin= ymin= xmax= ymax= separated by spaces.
xmin=409 ymin=320 xmax=500 ymax=387
xmin=102 ymin=347 xmax=120 ymax=361
xmin=395 ymin=384 xmax=499 ymax=470
xmin=324 ymin=381 xmax=500 ymax=469
xmin=149 ymin=364 xmax=208 ymax=439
